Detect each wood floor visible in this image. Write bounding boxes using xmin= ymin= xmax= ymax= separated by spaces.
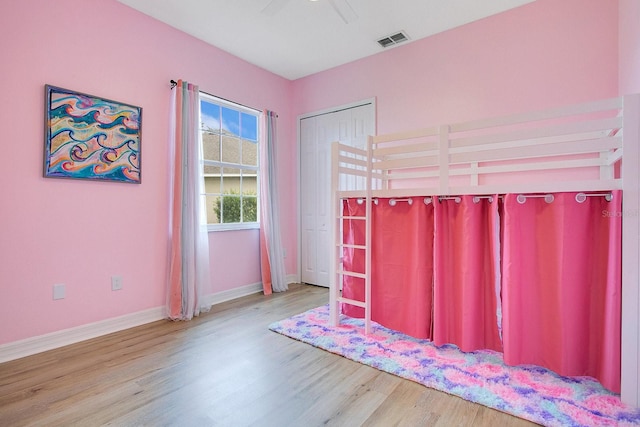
xmin=0 ymin=283 xmax=538 ymax=426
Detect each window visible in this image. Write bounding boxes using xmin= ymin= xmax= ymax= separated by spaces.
xmin=200 ymin=93 xmax=260 ymax=231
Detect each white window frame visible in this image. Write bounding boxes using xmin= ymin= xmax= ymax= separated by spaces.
xmin=200 ymin=93 xmax=260 ymax=232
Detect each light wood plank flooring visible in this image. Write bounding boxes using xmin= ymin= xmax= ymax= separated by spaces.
xmin=0 ymin=283 xmax=538 ymax=426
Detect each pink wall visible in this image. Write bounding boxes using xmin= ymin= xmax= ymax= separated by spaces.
xmin=0 ymin=0 xmax=623 ymax=347
xmin=0 ymin=0 xmax=294 ymax=344
xmin=619 ymin=0 xmax=640 ymax=95
xmin=292 ymin=0 xmax=619 ymax=133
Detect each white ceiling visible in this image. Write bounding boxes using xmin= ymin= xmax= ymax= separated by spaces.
xmin=117 ymin=0 xmax=535 ymax=80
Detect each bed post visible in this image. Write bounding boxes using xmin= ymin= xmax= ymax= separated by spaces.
xmin=621 ymin=93 xmax=640 ymax=406
xmin=364 ymin=135 xmax=373 ymax=334
xmin=439 ymin=124 xmax=450 ymax=194
xmin=329 ymin=141 xmax=340 ymax=327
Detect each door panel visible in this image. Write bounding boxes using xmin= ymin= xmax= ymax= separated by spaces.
xmin=299 ymin=103 xmax=375 ymax=287
xmin=300 ymin=117 xmax=317 ymax=284
xmin=315 ymin=112 xmax=342 ymax=287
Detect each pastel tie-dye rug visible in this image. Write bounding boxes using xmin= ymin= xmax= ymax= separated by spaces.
xmin=269 ymin=305 xmax=640 ymax=427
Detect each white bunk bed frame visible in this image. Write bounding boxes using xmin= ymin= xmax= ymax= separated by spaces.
xmin=329 ymin=94 xmax=640 ymax=405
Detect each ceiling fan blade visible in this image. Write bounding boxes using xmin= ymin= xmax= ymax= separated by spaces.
xmin=328 ymin=0 xmax=358 ymax=24
xmin=261 ymin=0 xmax=290 ymax=16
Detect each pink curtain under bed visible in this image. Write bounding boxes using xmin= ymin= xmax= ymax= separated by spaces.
xmin=341 ymin=191 xmax=622 ymax=393
xmin=433 ymin=195 xmax=503 ymax=353
xmin=341 ymin=197 xmax=434 ymax=339
xmin=501 ymin=191 xmax=622 ymax=393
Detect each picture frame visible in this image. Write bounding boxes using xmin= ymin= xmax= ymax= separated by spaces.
xmin=44 ymin=84 xmax=142 ymax=184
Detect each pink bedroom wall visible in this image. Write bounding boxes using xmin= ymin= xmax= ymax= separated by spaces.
xmin=619 ymin=0 xmax=640 ymax=95
xmin=292 ymin=0 xmax=619 ymax=134
xmin=0 ymin=0 xmax=294 ymax=345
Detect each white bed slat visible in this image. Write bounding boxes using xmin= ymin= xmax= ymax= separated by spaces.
xmin=458 ymin=157 xmax=605 ymax=176
xmin=450 ymin=137 xmax=621 ymax=165
xmin=450 ymin=179 xmax=621 ymax=195
xmin=336 ymin=143 xmax=367 ymax=156
xmin=377 ymin=157 xmax=606 ymax=182
xmin=338 ymin=154 xmax=367 ymax=168
xmin=337 ymin=297 xmax=366 ymax=308
xmin=450 ymin=97 xmax=622 ymax=133
xmin=331 ymin=179 xmax=621 ymax=200
xmin=450 ymin=131 xmax=619 ymax=154
xmin=376 ymin=154 xmax=439 ymax=171
xmin=372 ymin=126 xmax=439 ymax=144
xmin=451 ymin=117 xmax=622 ymax=149
xmin=340 ymin=244 xmax=367 ymax=249
xmin=373 ymin=141 xmax=438 ymax=158
xmin=338 ymin=270 xmax=367 ymax=279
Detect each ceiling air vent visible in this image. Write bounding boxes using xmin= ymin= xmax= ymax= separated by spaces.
xmin=377 ymin=31 xmax=410 ymax=48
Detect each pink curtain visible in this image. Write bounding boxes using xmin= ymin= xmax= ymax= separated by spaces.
xmin=501 ymin=191 xmax=622 ymax=393
xmin=433 ymin=196 xmax=502 ymax=352
xmin=167 ymin=80 xmax=211 ymax=320
xmin=372 ymin=197 xmax=434 ymax=339
xmin=342 ymin=197 xmax=434 ymax=339
xmin=341 ymin=198 xmax=366 ymax=318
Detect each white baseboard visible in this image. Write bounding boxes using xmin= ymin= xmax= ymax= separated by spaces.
xmin=0 ymin=306 xmax=165 ymax=364
xmin=202 ymin=282 xmax=263 ymax=306
xmin=0 ymin=282 xmax=267 ymax=364
xmin=286 ymin=274 xmax=298 ymax=284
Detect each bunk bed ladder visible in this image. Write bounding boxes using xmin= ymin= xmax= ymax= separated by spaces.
xmin=329 ymin=139 xmax=373 ymax=334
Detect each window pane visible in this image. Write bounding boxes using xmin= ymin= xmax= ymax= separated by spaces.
xmin=220 ymin=194 xmax=241 ymax=223
xmin=203 ymin=164 xmax=221 ymax=175
xmin=222 ymin=107 xmax=240 ymax=137
xmin=203 ymin=173 xmax=221 ymax=195
xmin=222 ymin=136 xmax=240 ymax=164
xmin=242 ymin=139 xmax=258 ymax=166
xmin=221 ymin=168 xmax=241 ymax=194
xmin=241 ymin=113 xmax=258 ymax=142
xmin=243 ymin=195 xmax=258 ymax=222
xmin=201 ymin=101 xmax=221 ymax=162
xmin=202 ymin=130 xmax=220 ymax=162
xmin=201 ymin=102 xmax=221 ymax=132
xmin=205 ymin=194 xmax=220 ymax=224
xmin=242 ymin=173 xmax=258 ymax=195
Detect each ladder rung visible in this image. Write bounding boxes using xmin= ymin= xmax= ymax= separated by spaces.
xmin=339 ymin=216 xmax=366 ymax=220
xmin=338 ymin=270 xmax=367 ymax=279
xmin=339 ymin=244 xmax=367 ymax=249
xmin=338 ymin=297 xmax=366 ymax=308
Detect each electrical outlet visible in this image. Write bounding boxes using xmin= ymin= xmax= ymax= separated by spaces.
xmin=111 ymin=275 xmax=123 ymax=291
xmin=53 ymin=284 xmax=65 ymax=300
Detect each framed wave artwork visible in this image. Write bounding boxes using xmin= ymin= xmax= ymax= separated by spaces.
xmin=44 ymin=84 xmax=142 ymax=183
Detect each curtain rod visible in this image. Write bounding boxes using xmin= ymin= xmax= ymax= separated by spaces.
xmin=352 ymin=192 xmax=613 ymax=207
xmin=170 ymin=80 xmax=265 ymax=115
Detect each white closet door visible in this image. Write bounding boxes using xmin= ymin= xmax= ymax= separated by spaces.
xmin=300 ymin=117 xmax=317 ymax=285
xmin=300 ymin=101 xmax=375 ymax=287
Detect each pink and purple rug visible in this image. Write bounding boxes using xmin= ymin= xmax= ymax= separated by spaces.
xmin=269 ymin=305 xmax=640 ymax=427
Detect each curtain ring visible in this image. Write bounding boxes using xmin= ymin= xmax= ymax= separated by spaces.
xmin=575 ymin=193 xmax=586 ymax=203
xmin=544 ymin=194 xmax=554 ymax=203
xmin=516 ymin=194 xmax=527 ymax=204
